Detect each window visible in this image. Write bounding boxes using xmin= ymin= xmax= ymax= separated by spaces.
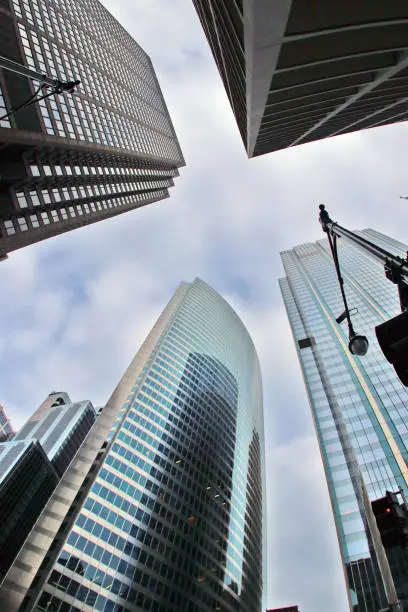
xmin=41 ymin=190 xmax=51 ymax=204
xmin=16 ymin=192 xmax=28 ymax=208
xmin=30 ymin=214 xmax=40 ymax=228
xmin=17 ymin=217 xmax=28 ymax=231
xmin=29 ymin=190 xmax=40 ymax=206
xmin=4 ymin=220 xmax=15 ymax=235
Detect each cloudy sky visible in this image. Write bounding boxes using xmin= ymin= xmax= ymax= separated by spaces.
xmin=2 ymin=1 xmax=408 ymax=610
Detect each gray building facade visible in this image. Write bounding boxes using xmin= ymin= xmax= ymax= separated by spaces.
xmin=0 ymin=0 xmax=184 ymax=258
xmin=14 ymin=392 xmax=96 ymax=476
xmin=193 ymin=1 xmax=408 ymax=157
xmin=0 ymin=404 xmax=14 ymax=442
xmin=0 ymin=279 xmax=265 ymax=612
xmin=280 ymin=230 xmax=408 ymax=611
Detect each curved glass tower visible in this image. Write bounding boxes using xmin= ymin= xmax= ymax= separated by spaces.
xmin=1 ymin=279 xmax=265 ymax=612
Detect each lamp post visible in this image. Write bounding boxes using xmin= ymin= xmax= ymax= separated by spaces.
xmin=318 ymin=205 xmax=408 ymax=384
xmin=318 ymin=204 xmax=369 ymax=356
xmin=0 ymin=55 xmax=80 ymax=122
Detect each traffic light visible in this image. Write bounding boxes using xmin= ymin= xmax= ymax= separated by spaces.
xmin=375 ymin=311 xmax=408 ymax=386
xmin=371 ymin=491 xmax=408 ymax=549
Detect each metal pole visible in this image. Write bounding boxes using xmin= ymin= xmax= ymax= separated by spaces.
xmin=0 ymin=55 xmax=58 ymax=88
xmin=319 ymin=205 xmax=408 ymax=287
xmin=0 ymin=55 xmax=80 ymax=95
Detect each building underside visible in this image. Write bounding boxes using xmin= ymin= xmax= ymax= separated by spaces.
xmin=193 ymin=0 xmax=408 ymax=157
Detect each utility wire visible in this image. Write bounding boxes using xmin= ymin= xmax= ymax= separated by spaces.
xmin=0 ymin=84 xmax=43 ymax=122
xmin=0 ymin=79 xmax=80 ymax=123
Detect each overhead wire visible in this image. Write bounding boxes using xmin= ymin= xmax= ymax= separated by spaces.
xmin=0 ymin=83 xmax=44 ymax=122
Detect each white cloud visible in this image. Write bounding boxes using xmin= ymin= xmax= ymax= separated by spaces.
xmin=1 ymin=1 xmax=408 ymax=609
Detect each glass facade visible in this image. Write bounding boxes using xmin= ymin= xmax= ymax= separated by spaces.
xmin=14 ymin=279 xmax=265 ymax=612
xmin=280 ymin=230 xmax=408 ymax=611
xmin=0 ymin=404 xmax=14 ymax=442
xmin=0 ymin=0 xmax=184 ymax=257
xmin=0 ymin=440 xmax=58 ymax=580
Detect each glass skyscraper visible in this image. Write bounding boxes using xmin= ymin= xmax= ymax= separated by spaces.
xmin=0 ymin=440 xmax=58 ymax=580
xmin=0 ymin=279 xmax=265 ymax=612
xmin=0 ymin=0 xmax=184 ymax=259
xmin=280 ymin=230 xmax=408 ymax=611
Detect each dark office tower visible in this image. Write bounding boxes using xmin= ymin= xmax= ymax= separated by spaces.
xmin=0 ymin=279 xmax=265 ymax=612
xmin=0 ymin=404 xmax=14 ymax=442
xmin=0 ymin=0 xmax=184 ymax=259
xmin=14 ymin=392 xmax=96 ymax=476
xmin=193 ymin=1 xmax=408 ymax=157
xmin=280 ymin=231 xmax=408 ymax=611
xmin=0 ymin=440 xmax=58 ymax=580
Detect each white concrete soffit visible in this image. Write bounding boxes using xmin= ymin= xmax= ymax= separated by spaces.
xmin=244 ymin=0 xmax=293 ymax=156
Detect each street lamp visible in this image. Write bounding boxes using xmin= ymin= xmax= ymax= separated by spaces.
xmin=319 ymin=204 xmax=369 ymax=356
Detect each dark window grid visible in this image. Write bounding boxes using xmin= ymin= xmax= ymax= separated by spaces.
xmin=45 ymin=3 xmax=153 ymax=91
xmin=120 ymin=407 xmax=235 ymax=477
xmin=84 ymin=480 xmax=247 ymax=570
xmin=19 ymin=16 xmax=171 ymax=128
xmin=94 ymin=466 xmax=244 ymax=564
xmin=45 ymin=572 xmax=123 ymax=611
xmin=64 ymin=513 xmax=244 ymax=601
xmin=54 ymin=548 xmax=196 ymax=612
xmin=156 ymin=336 xmax=239 ymax=399
xmin=131 ymin=390 xmax=237 ymax=463
xmin=140 ymin=370 xmax=237 ymax=444
xmin=106 ymin=445 xmax=237 ymax=519
xmin=36 ymin=590 xmax=82 ymax=612
xmin=94 ymin=466 xmax=234 ymax=547
xmin=148 ymin=362 xmax=238 ymax=422
xmin=53 ymin=556 xmax=138 ymax=604
xmin=33 ymin=66 xmax=177 ymax=155
xmin=0 ymin=84 xmax=11 ymax=129
xmin=9 ymin=184 xmax=166 ymax=218
xmin=100 ymin=455 xmax=232 ymax=532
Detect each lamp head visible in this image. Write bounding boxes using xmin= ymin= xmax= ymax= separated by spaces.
xmin=349 ymin=334 xmax=369 ymax=356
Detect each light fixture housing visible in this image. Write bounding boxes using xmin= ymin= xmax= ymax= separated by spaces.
xmin=349 ymin=334 xmax=369 ymax=356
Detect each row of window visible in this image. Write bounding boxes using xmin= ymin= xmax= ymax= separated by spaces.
xmin=15 ymin=178 xmax=169 ymax=209
xmin=2 ymin=191 xmax=167 ymax=237
xmin=29 ymin=163 xmax=176 ymax=179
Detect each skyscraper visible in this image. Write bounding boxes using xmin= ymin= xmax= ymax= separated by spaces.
xmin=0 ymin=404 xmax=14 ymax=441
xmin=0 ymin=0 xmax=184 ymax=259
xmin=280 ymin=230 xmax=408 ymax=611
xmin=0 ymin=440 xmax=58 ymax=580
xmin=0 ymin=278 xmax=265 ymax=612
xmin=0 ymin=393 xmax=96 ymax=579
xmin=193 ymin=1 xmax=408 ymax=157
xmin=14 ymin=392 xmax=96 ymax=476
